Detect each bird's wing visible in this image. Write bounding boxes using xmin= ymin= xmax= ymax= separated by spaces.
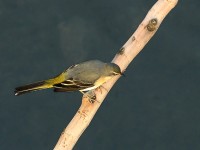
xmin=53 ymin=79 xmax=94 ymax=92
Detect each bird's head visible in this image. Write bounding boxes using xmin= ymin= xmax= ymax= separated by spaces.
xmin=105 ymin=63 xmax=123 ymax=76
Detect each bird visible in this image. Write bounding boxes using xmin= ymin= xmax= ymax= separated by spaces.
xmin=14 ymin=60 xmax=122 ymax=98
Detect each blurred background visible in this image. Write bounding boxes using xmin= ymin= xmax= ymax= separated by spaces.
xmin=1 ymin=0 xmax=200 ymax=149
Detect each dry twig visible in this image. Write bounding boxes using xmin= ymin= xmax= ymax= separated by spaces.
xmin=54 ymin=0 xmax=178 ymax=149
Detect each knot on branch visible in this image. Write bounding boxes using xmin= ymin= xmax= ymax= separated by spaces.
xmin=118 ymin=47 xmax=125 ymax=55
xmin=147 ymin=18 xmax=158 ymax=31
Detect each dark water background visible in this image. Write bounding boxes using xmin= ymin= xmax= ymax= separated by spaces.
xmin=1 ymin=0 xmax=200 ymax=149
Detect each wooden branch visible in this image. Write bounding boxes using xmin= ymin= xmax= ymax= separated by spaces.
xmin=54 ymin=0 xmax=178 ymax=149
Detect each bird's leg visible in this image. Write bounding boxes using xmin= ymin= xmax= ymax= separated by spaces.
xmin=80 ymin=91 xmax=97 ymax=103
xmin=97 ymin=85 xmax=108 ymax=94
xmin=87 ymin=91 xmax=97 ymax=103
xmin=96 ymin=86 xmax=102 ymax=94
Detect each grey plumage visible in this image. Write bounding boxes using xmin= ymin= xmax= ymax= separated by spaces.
xmin=15 ymin=60 xmax=122 ymax=95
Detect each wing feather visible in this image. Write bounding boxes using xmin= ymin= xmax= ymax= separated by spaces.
xmin=53 ymin=79 xmax=94 ymax=92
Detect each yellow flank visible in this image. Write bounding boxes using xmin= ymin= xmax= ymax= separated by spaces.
xmin=80 ymin=76 xmax=113 ymax=92
xmin=94 ymin=76 xmax=112 ymax=87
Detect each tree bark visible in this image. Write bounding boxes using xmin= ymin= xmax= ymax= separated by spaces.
xmin=54 ymin=0 xmax=178 ymax=149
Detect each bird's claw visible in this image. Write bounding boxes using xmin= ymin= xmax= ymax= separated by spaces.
xmin=88 ymin=95 xmax=96 ymax=103
xmin=83 ymin=90 xmax=99 ymax=103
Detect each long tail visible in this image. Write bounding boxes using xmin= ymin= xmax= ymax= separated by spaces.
xmin=15 ymin=80 xmax=54 ymax=96
xmin=15 ymin=72 xmax=67 ymax=96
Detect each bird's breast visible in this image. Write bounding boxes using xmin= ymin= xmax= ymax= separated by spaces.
xmin=80 ymin=76 xmax=112 ymax=92
xmin=94 ymin=76 xmax=113 ymax=87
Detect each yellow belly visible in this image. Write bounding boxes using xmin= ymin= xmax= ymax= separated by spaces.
xmin=94 ymin=76 xmax=112 ymax=87
xmin=80 ymin=76 xmax=112 ymax=92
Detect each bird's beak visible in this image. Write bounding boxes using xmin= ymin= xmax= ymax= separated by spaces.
xmin=120 ymin=73 xmax=125 ymax=77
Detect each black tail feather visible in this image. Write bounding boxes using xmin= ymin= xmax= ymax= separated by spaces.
xmin=15 ymin=81 xmax=46 ymax=96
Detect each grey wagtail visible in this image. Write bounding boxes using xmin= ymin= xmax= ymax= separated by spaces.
xmin=14 ymin=60 xmax=122 ymax=97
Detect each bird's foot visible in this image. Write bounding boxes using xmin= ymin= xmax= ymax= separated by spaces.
xmin=83 ymin=90 xmax=99 ymax=103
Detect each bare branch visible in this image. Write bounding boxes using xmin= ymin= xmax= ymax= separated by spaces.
xmin=54 ymin=0 xmax=178 ymax=149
